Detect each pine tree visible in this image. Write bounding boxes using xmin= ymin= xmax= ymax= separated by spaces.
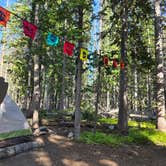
xmin=154 ymin=0 xmax=166 ymax=131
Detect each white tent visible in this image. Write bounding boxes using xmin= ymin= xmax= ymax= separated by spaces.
xmin=0 ymin=95 xmax=30 ymax=134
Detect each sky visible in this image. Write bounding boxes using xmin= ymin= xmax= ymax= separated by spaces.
xmin=88 ymin=0 xmax=101 ymax=84
xmin=0 ymin=0 xmax=16 ymax=7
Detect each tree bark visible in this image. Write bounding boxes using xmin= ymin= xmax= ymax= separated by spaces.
xmin=31 ymin=1 xmax=41 ymax=134
xmin=94 ymin=64 xmax=101 ymax=133
xmin=58 ymin=53 xmax=66 ymax=110
xmin=154 ymin=0 xmax=166 ymax=131
xmin=118 ymin=0 xmax=128 ymax=134
xmin=74 ymin=6 xmax=83 ymax=139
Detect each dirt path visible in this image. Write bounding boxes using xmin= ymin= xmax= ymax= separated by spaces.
xmin=0 ymin=132 xmax=166 ymax=166
xmin=0 ymin=126 xmax=166 ymax=166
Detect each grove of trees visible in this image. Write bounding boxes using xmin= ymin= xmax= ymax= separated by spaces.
xmin=1 ymin=0 xmax=166 ymax=138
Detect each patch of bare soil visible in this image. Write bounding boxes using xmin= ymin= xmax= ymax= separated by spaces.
xmin=0 ymin=126 xmax=166 ymax=166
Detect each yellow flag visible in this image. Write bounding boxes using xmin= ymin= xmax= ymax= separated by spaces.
xmin=80 ymin=48 xmax=88 ymax=61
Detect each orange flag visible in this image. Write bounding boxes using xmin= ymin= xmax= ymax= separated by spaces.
xmin=103 ymin=56 xmax=109 ymax=66
xmin=0 ymin=6 xmax=10 ymax=27
xmin=120 ymin=61 xmax=125 ymax=69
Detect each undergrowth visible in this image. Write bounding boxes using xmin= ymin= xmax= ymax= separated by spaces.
xmin=80 ymin=118 xmax=166 ymax=146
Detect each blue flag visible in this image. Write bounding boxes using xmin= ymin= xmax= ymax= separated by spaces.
xmin=46 ymin=32 xmax=59 ymax=46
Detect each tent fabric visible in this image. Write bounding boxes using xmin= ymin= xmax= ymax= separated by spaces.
xmin=0 ymin=95 xmax=30 ymax=134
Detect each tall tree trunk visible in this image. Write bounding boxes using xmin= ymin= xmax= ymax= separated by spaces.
xmin=106 ymin=87 xmax=110 ymax=112
xmin=133 ymin=56 xmax=138 ymax=113
xmin=162 ymin=29 xmax=166 ymax=111
xmin=118 ymin=0 xmax=128 ymax=134
xmin=147 ymin=72 xmax=152 ymax=112
xmin=58 ymin=53 xmax=66 ymax=110
xmin=32 ymin=1 xmax=40 ymax=134
xmin=43 ymin=71 xmax=50 ymax=110
xmin=154 ymin=0 xmax=166 ymax=131
xmin=74 ymin=6 xmax=83 ymax=139
xmin=93 ymin=0 xmax=103 ymax=133
xmin=94 ymin=64 xmax=101 ymax=133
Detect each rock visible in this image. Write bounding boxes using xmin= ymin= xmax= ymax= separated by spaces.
xmin=39 ymin=126 xmax=48 ymax=132
xmin=67 ymin=132 xmax=74 ymax=139
xmin=48 ymin=129 xmax=56 ymax=134
xmin=39 ymin=131 xmax=47 ymax=135
xmin=109 ymin=125 xmax=115 ymax=130
xmin=33 ymin=128 xmax=40 ymax=136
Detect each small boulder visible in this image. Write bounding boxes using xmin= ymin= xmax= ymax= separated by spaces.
xmin=67 ymin=132 xmax=74 ymax=139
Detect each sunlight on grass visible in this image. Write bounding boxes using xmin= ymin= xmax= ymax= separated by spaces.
xmin=99 ymin=118 xmax=118 ymax=125
xmin=129 ymin=128 xmax=166 ymax=146
xmin=98 ymin=118 xmax=156 ymax=129
xmin=80 ymin=128 xmax=166 ymax=146
xmin=0 ymin=129 xmax=32 ymax=141
xmin=80 ymin=132 xmax=133 ymax=146
xmin=80 ymin=118 xmax=165 ymax=146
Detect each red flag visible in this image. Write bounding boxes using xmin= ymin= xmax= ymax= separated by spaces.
xmin=0 ymin=6 xmax=10 ymax=27
xmin=63 ymin=41 xmax=75 ymax=56
xmin=23 ymin=20 xmax=38 ymax=40
xmin=120 ymin=61 xmax=125 ymax=69
xmin=103 ymin=56 xmax=109 ymax=66
xmin=112 ymin=59 xmax=118 ymax=68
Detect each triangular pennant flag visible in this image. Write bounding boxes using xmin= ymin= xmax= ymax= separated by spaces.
xmin=112 ymin=59 xmax=118 ymax=68
xmin=0 ymin=6 xmax=10 ymax=27
xmin=80 ymin=48 xmax=88 ymax=61
xmin=103 ymin=56 xmax=109 ymax=66
xmin=23 ymin=20 xmax=38 ymax=40
xmin=63 ymin=41 xmax=75 ymax=56
xmin=46 ymin=32 xmax=59 ymax=46
xmin=120 ymin=61 xmax=125 ymax=69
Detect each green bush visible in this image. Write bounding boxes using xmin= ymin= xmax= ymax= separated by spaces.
xmin=81 ymin=110 xmax=95 ymax=121
xmin=39 ymin=109 xmax=47 ymax=119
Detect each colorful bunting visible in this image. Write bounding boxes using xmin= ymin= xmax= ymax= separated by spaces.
xmin=112 ymin=59 xmax=118 ymax=68
xmin=63 ymin=41 xmax=75 ymax=56
xmin=0 ymin=6 xmax=10 ymax=27
xmin=0 ymin=6 xmax=127 ymax=77
xmin=103 ymin=56 xmax=109 ymax=66
xmin=80 ymin=48 xmax=88 ymax=61
xmin=120 ymin=61 xmax=125 ymax=69
xmin=46 ymin=32 xmax=59 ymax=46
xmin=23 ymin=20 xmax=38 ymax=40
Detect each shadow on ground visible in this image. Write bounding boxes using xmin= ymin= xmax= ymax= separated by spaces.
xmin=0 ymin=126 xmax=166 ymax=166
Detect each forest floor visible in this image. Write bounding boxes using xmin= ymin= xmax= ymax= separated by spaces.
xmin=0 ymin=126 xmax=166 ymax=166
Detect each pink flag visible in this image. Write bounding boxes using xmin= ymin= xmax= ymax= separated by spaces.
xmin=63 ymin=41 xmax=75 ymax=56
xmin=23 ymin=20 xmax=37 ymax=40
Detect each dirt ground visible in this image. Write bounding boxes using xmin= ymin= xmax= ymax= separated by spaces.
xmin=1 ymin=126 xmax=166 ymax=166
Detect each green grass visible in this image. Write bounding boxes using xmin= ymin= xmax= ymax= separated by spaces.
xmin=80 ymin=118 xmax=165 ymax=146
xmin=80 ymin=131 xmax=133 ymax=146
xmin=80 ymin=129 xmax=166 ymax=146
xmin=129 ymin=128 xmax=166 ymax=146
xmin=99 ymin=118 xmax=118 ymax=125
xmin=99 ymin=118 xmax=156 ymax=129
xmin=0 ymin=129 xmax=32 ymax=141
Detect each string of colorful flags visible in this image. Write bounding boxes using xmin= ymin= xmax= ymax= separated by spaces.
xmin=0 ymin=6 xmax=125 ymax=72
